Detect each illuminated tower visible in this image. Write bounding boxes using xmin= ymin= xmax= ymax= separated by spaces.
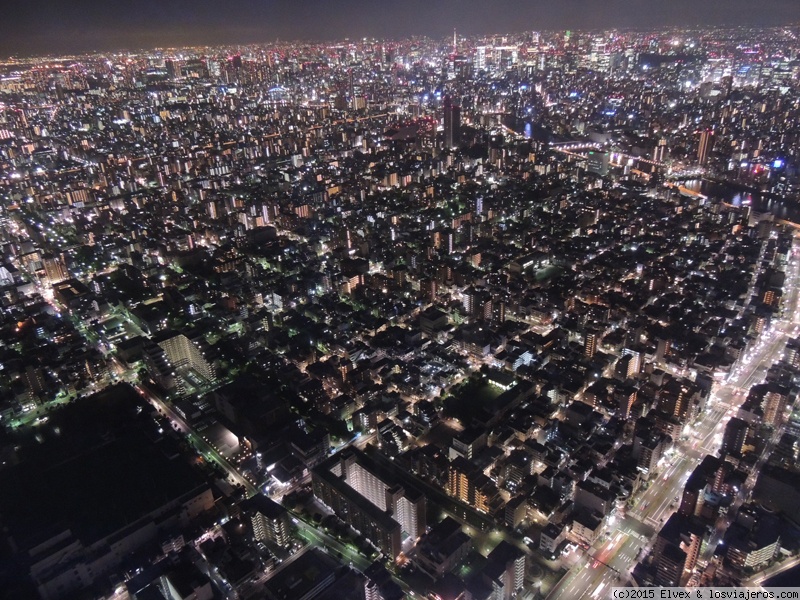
xmin=476 ymin=46 xmax=487 ymax=71
xmin=653 ymin=138 xmax=668 ymax=164
xmin=348 ymin=69 xmax=355 ymax=102
xmin=247 ymin=495 xmax=292 ymax=548
xmin=763 ymin=389 xmax=787 ymax=428
xmin=697 ymin=129 xmax=713 ymax=165
xmin=584 ymin=332 xmax=597 ymax=358
xmin=621 ymin=348 xmax=642 ymax=378
xmin=448 ymin=457 xmax=472 ymax=503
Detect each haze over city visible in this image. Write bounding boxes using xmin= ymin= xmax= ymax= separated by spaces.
xmin=4 ymin=0 xmax=800 ymax=56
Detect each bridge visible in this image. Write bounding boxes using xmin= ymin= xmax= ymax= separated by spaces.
xmin=664 ymin=181 xmax=707 ymax=199
xmin=549 ymin=142 xmax=667 ymax=169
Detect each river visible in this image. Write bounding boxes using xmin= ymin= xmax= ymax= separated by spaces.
xmin=680 ymin=179 xmax=800 ymax=225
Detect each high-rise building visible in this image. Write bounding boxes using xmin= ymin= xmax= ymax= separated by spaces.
xmin=616 ymin=387 xmax=638 ymax=419
xmin=447 ymin=456 xmax=499 ymax=513
xmin=443 ymin=95 xmax=461 ymax=149
xmin=475 ymin=46 xmax=488 ymax=71
xmin=24 ymin=366 xmax=46 ymax=398
xmin=679 ymin=455 xmax=728 ymax=517
xmin=697 ymin=129 xmax=714 ymax=165
xmin=431 ymin=228 xmax=455 ymax=254
xmin=312 ymin=449 xmax=426 ymax=556
xmin=763 ymin=387 xmax=788 ymax=428
xmin=157 ymin=331 xmax=216 ymax=382
xmin=653 ymin=514 xmax=706 ymax=585
xmin=414 ymin=517 xmax=471 ymax=579
xmin=364 ymin=580 xmax=381 ymax=600
xmin=721 ymin=417 xmax=750 ymax=457
xmin=657 ymin=380 xmax=701 ymax=423
xmin=633 ymin=430 xmax=666 ymax=478
xmin=462 ymin=286 xmax=492 ymax=321
xmin=244 ymin=494 xmax=293 ymax=548
xmin=586 ymin=151 xmax=610 ymax=176
xmin=448 ymin=456 xmax=472 ymax=504
xmin=621 ymin=348 xmax=642 ymax=378
xmin=655 ymin=544 xmax=687 ymax=586
xmin=491 ymin=297 xmax=506 ymax=324
xmin=725 ymin=506 xmax=781 ymax=571
xmin=483 ymin=541 xmax=526 ymax=600
xmin=42 ymin=254 xmax=68 ymax=285
xmin=584 ymin=332 xmax=598 ymax=358
xmin=785 ymin=338 xmax=800 ymax=369
xmin=653 ymin=138 xmax=668 ymax=164
xmin=165 ymin=58 xmax=179 ymax=79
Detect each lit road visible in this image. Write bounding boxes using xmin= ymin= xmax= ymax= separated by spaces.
xmin=747 ymin=555 xmax=800 ymax=587
xmin=135 ymin=383 xmax=258 ymax=496
xmin=547 ymin=235 xmax=800 ymax=600
xmin=135 ymin=383 xmax=420 ymax=594
xmin=548 ymin=522 xmax=655 ymax=600
xmin=292 ymin=513 xmax=419 ymax=597
xmin=293 ymin=517 xmax=373 ymax=572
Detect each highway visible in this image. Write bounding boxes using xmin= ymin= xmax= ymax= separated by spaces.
xmin=547 ymin=236 xmax=800 ymax=600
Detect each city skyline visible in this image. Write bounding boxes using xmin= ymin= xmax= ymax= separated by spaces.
xmin=3 ymin=0 xmax=800 ymax=57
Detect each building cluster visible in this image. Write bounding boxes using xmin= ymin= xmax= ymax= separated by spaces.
xmin=1 ymin=23 xmax=800 ymax=600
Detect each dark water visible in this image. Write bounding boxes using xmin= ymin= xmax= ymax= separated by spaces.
xmin=764 ymin=563 xmax=800 ymax=586
xmin=681 ymin=179 xmax=800 ymax=224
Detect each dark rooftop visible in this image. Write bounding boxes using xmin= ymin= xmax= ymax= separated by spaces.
xmin=0 ymin=384 xmax=207 ymax=551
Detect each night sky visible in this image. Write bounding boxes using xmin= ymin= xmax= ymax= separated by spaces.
xmin=3 ymin=0 xmax=800 ymax=57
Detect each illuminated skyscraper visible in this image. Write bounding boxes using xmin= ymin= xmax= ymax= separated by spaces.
xmin=584 ymin=332 xmax=597 ymax=358
xmin=443 ymin=95 xmax=461 ymax=149
xmin=763 ymin=388 xmax=788 ymax=428
xmin=475 ymin=46 xmax=487 ymax=71
xmin=653 ymin=138 xmax=668 ymax=164
xmin=697 ymin=129 xmax=713 ymax=165
xmin=621 ymin=348 xmax=642 ymax=378
xmin=244 ymin=495 xmax=293 ymax=548
xmin=157 ymin=332 xmax=216 ymax=382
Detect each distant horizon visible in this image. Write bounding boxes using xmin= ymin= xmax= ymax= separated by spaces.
xmin=4 ymin=22 xmax=800 ymax=61
xmin=3 ymin=0 xmax=800 ymax=58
